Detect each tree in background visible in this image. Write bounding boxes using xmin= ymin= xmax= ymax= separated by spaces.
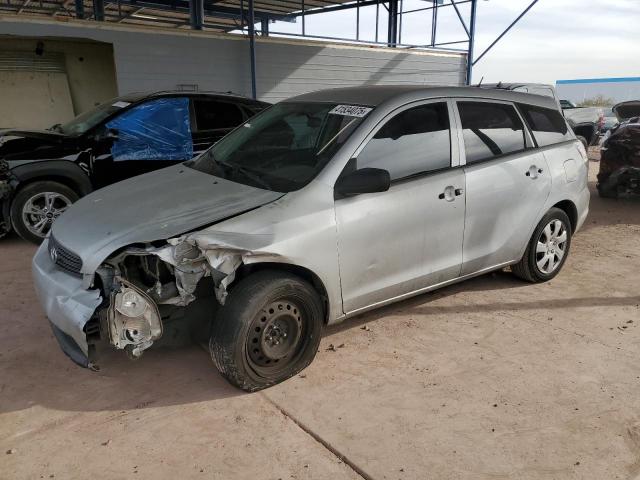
xmin=578 ymin=95 xmax=614 ymax=107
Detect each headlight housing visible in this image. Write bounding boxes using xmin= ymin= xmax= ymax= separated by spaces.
xmin=108 ymin=280 xmax=162 ymax=358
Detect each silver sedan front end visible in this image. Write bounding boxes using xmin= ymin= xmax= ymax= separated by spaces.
xmin=32 ymin=239 xmax=103 ymax=366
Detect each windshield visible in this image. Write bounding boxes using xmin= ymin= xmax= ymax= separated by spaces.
xmin=57 ymin=98 xmax=135 ymax=135
xmin=188 ymin=102 xmax=372 ymax=192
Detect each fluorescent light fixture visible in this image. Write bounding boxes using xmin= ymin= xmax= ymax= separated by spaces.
xmin=131 ymin=13 xmax=159 ymax=20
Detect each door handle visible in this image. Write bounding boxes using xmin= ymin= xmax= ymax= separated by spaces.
xmin=438 ymin=186 xmax=457 ymax=202
xmin=526 ymin=165 xmax=542 ymax=178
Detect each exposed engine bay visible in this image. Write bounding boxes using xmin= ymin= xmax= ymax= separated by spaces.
xmin=91 ymin=235 xmax=275 ymax=360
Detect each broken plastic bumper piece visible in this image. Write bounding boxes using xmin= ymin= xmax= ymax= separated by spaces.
xmin=32 ymin=239 xmax=102 ymax=367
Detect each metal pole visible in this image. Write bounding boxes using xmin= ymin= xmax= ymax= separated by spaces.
xmin=261 ymin=17 xmax=269 ymax=35
xmin=375 ymin=0 xmax=379 ymax=43
xmin=248 ymin=0 xmax=257 ymax=99
xmin=398 ymin=0 xmax=403 ymax=45
xmin=240 ymin=0 xmax=244 ymax=31
xmin=75 ymin=0 xmax=84 ymax=18
xmin=465 ymin=0 xmax=477 ymax=85
xmin=450 ymin=0 xmax=469 ymax=38
xmin=94 ymin=0 xmax=104 ymax=20
xmin=387 ymin=0 xmax=397 ymax=47
xmin=356 ymin=0 xmax=360 ymax=41
xmin=473 ymin=0 xmax=539 ymax=66
xmin=189 ymin=0 xmax=203 ymax=29
xmin=430 ymin=0 xmax=437 ymax=46
xmin=301 ymin=0 xmax=305 ymax=36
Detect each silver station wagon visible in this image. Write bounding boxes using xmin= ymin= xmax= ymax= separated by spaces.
xmin=33 ymin=86 xmax=589 ymax=391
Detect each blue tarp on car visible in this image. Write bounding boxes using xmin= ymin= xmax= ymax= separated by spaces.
xmin=107 ymin=97 xmax=193 ymax=161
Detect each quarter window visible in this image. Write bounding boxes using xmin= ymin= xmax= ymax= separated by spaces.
xmin=518 ymin=103 xmax=572 ymax=147
xmin=458 ymin=101 xmax=527 ymax=164
xmin=356 ymin=103 xmax=451 ymax=180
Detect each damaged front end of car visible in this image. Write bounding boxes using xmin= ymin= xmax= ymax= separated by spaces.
xmin=50 ymin=232 xmax=277 ymax=367
xmin=598 ymin=116 xmax=640 ymax=198
xmin=0 ymin=159 xmax=14 ymax=238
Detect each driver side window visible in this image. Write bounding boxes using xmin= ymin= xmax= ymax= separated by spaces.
xmin=105 ymin=97 xmax=193 ymax=161
xmin=356 ymin=102 xmax=451 ymax=180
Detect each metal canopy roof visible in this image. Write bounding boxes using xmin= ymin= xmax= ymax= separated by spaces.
xmin=0 ymin=0 xmax=541 ymax=92
xmin=0 ymin=0 xmax=363 ymax=31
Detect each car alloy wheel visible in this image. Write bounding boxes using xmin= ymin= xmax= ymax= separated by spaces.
xmin=535 ymin=219 xmax=568 ymax=274
xmin=21 ymin=192 xmax=72 ymax=238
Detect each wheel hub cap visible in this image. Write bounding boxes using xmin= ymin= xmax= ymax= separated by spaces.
xmin=535 ymin=219 xmax=568 ymax=274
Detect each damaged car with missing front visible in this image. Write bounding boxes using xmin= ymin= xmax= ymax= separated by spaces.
xmin=33 ymin=86 xmax=589 ymax=391
xmin=597 ymin=100 xmax=640 ymax=198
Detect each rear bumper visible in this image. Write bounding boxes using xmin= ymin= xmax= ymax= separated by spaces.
xmin=575 ymin=184 xmax=590 ymax=233
xmin=32 ymin=239 xmax=102 ymax=366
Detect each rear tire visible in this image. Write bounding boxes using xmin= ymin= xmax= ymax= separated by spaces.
xmin=10 ymin=181 xmax=78 ymax=245
xmin=209 ymin=270 xmax=324 ymax=392
xmin=512 ymin=208 xmax=572 ymax=283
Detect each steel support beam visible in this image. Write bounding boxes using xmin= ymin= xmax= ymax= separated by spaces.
xmin=75 ymin=0 xmax=84 ymax=18
xmin=248 ymin=0 xmax=257 ymax=99
xmin=94 ymin=0 xmax=104 ymax=20
xmin=387 ymin=0 xmax=398 ymax=47
xmin=465 ymin=0 xmax=477 ymax=84
xmin=472 ymin=0 xmax=539 ymax=66
xmin=261 ymin=16 xmax=269 ymax=35
xmin=430 ymin=0 xmax=437 ymax=46
xmin=450 ymin=0 xmax=469 ymax=38
xmin=190 ymin=0 xmax=204 ymax=29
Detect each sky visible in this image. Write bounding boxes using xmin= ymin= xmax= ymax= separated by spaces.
xmin=267 ymin=0 xmax=640 ymax=84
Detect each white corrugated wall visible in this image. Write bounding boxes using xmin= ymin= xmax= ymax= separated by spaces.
xmin=0 ymin=17 xmax=467 ymax=103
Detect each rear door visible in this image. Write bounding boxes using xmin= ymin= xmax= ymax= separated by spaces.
xmin=455 ymin=99 xmax=552 ymax=275
xmin=191 ymin=99 xmax=246 ymax=154
xmin=334 ymin=100 xmax=466 ymax=314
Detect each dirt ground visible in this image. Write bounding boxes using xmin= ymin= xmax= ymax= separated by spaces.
xmin=2 ymin=151 xmax=640 ymax=480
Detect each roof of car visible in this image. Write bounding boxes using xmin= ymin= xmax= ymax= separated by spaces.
xmin=119 ymin=90 xmax=268 ymax=105
xmin=287 ymin=85 xmax=560 ymax=110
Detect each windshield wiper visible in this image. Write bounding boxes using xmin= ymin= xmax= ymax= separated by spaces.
xmin=217 ymin=160 xmax=272 ymax=190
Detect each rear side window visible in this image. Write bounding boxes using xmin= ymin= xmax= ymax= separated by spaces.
xmin=518 ymin=103 xmax=572 ymax=146
xmin=458 ymin=101 xmax=527 ymax=164
xmin=356 ymin=102 xmax=451 ymax=180
xmin=193 ymin=100 xmax=244 ymax=130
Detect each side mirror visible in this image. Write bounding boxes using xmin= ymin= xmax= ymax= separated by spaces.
xmin=335 ymin=167 xmax=391 ymax=197
xmin=96 ymin=128 xmax=119 ymax=142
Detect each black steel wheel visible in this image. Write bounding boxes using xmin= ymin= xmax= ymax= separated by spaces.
xmin=209 ymin=270 xmax=323 ymax=392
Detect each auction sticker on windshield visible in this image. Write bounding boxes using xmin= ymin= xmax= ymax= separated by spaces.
xmin=329 ymin=105 xmax=372 ymax=117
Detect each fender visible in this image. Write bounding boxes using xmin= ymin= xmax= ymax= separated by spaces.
xmin=11 ymin=159 xmax=93 ymax=196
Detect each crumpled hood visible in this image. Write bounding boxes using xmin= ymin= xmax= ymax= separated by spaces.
xmin=51 ymin=164 xmax=284 ymax=273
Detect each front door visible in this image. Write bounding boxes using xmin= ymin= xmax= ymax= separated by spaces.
xmin=455 ymin=100 xmax=552 ymax=275
xmin=334 ymin=101 xmax=466 ymax=314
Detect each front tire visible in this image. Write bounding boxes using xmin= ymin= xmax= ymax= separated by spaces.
xmin=512 ymin=208 xmax=572 ymax=283
xmin=10 ymin=181 xmax=78 ymax=244
xmin=209 ymin=270 xmax=324 ymax=392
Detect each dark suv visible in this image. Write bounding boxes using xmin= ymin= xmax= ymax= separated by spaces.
xmin=0 ymin=91 xmax=269 ymax=243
